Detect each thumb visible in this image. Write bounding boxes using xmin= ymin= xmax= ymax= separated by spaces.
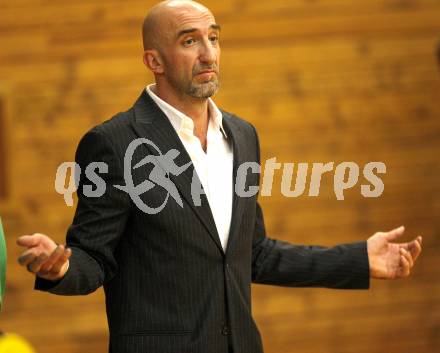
xmin=16 ymin=234 xmax=41 ymax=248
xmin=385 ymin=225 xmax=405 ymax=241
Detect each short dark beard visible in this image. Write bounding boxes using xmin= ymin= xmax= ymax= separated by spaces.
xmin=188 ymin=79 xmax=220 ymax=98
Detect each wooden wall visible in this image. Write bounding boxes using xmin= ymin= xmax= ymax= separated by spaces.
xmin=0 ymin=0 xmax=439 ymax=352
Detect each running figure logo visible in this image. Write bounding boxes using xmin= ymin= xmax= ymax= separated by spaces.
xmin=114 ymin=138 xmax=192 ymax=214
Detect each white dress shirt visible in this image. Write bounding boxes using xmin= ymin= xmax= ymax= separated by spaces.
xmin=146 ymin=84 xmax=234 ymax=251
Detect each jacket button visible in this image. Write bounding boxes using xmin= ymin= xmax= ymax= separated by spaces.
xmin=221 ymin=325 xmax=230 ymax=336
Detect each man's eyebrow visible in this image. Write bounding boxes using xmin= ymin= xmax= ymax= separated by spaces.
xmin=177 ymin=24 xmax=221 ymax=38
xmin=210 ymin=24 xmax=221 ymax=31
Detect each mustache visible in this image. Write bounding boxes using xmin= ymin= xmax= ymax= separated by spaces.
xmin=193 ymin=65 xmax=219 ymax=75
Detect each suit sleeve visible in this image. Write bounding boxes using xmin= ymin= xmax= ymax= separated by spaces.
xmin=35 ymin=128 xmax=131 ymax=295
xmin=249 ymin=125 xmax=370 ymax=289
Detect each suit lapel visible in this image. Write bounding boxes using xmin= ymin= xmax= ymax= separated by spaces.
xmin=129 ymin=91 xmax=224 ymax=253
xmin=221 ymin=113 xmax=248 ymax=257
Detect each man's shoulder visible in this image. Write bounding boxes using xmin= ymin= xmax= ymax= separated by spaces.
xmin=78 ymin=107 xmax=135 ymax=147
xmin=220 ymin=109 xmax=257 ymax=135
xmin=73 ymin=107 xmax=137 ymax=159
xmin=92 ymin=108 xmax=134 ymax=137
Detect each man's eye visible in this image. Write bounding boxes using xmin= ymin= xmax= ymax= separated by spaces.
xmin=184 ymin=38 xmax=195 ymax=46
xmin=210 ymin=36 xmax=219 ymax=43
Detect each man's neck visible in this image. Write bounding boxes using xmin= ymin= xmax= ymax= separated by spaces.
xmin=154 ymin=84 xmax=209 ymax=120
xmin=153 ymin=83 xmax=210 ymax=151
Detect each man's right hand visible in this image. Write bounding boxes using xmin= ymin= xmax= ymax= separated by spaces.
xmin=17 ymin=233 xmax=71 ymax=281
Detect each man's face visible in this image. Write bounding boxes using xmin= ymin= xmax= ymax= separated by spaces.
xmin=159 ymin=6 xmax=220 ymax=99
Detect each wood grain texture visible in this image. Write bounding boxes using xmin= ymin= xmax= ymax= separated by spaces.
xmin=0 ymin=0 xmax=439 ymax=352
xmin=0 ymin=94 xmax=6 ymax=199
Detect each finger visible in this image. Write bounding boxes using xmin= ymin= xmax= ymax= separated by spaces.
xmin=41 ymin=246 xmax=69 ymax=274
xmin=19 ymin=244 xmax=44 ymax=257
xmin=46 ymin=248 xmax=71 ymax=277
xmin=39 ymin=245 xmax=65 ymax=273
xmin=398 ymin=254 xmax=410 ymax=278
xmin=50 ymin=248 xmax=72 ymax=275
xmin=407 ymin=237 xmax=422 ymax=262
xmin=385 ymin=226 xmax=405 ymax=241
xmin=16 ymin=234 xmax=41 ymax=248
xmin=400 ymin=248 xmax=413 ymax=268
xmin=27 ymin=253 xmax=49 ymax=273
xmin=18 ymin=253 xmax=37 ymax=266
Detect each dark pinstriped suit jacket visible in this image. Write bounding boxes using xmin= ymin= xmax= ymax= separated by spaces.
xmin=35 ymin=90 xmax=370 ymax=353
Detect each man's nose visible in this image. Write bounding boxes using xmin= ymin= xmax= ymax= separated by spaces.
xmin=199 ymin=40 xmax=217 ymax=64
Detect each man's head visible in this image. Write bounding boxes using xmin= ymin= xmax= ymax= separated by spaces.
xmin=142 ymin=0 xmax=220 ymax=100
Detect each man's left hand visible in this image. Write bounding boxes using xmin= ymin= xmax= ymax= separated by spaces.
xmin=367 ymin=226 xmax=422 ymax=279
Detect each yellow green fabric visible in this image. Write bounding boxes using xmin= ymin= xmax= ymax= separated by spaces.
xmin=0 ymin=333 xmax=36 ymax=353
xmin=0 ymin=217 xmax=6 ymax=311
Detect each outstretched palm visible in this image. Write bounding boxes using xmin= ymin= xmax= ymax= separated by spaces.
xmin=367 ymin=226 xmax=422 ymax=279
xmin=17 ymin=233 xmax=71 ymax=281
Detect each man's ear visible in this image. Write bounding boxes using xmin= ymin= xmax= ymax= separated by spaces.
xmin=143 ymin=50 xmax=164 ymax=74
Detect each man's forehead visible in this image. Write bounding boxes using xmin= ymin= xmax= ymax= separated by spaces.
xmin=144 ymin=1 xmax=218 ymax=46
xmin=167 ymin=5 xmax=217 ymax=31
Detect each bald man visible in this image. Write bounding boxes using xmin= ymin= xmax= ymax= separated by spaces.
xmin=17 ymin=1 xmax=422 ymax=353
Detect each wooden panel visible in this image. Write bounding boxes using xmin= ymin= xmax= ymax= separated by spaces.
xmin=0 ymin=89 xmax=10 ymax=200
xmin=0 ymin=95 xmax=6 ymax=198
